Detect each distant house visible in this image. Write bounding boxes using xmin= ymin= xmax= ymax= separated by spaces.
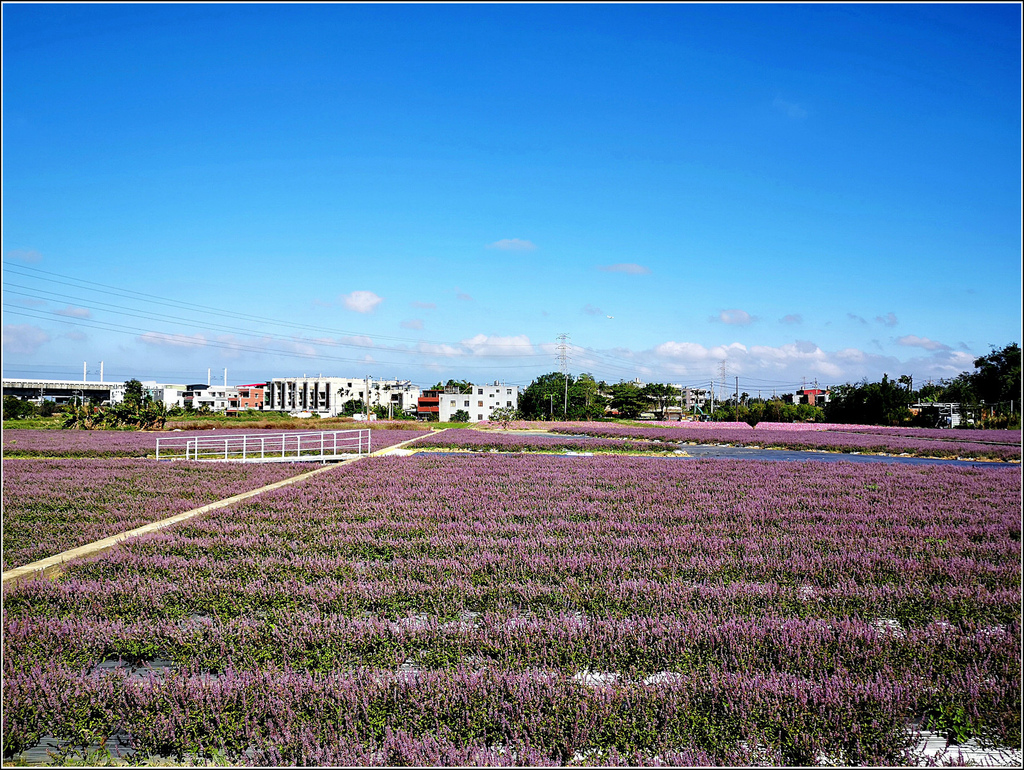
xmin=427 ymin=383 xmax=519 ymax=423
xmin=236 ymin=383 xmax=265 ymax=411
xmin=417 ymin=390 xmax=441 ymax=419
xmin=792 ymin=387 xmax=830 ymax=407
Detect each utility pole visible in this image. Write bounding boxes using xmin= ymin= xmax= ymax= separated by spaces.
xmin=735 ymin=376 xmax=739 ymax=407
xmin=365 ymin=375 xmax=371 ymax=419
xmin=556 ymin=333 xmax=571 ymax=415
xmin=710 ymin=380 xmax=715 ymax=415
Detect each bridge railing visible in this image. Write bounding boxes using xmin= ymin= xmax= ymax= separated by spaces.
xmin=155 ymin=429 xmax=370 ymax=462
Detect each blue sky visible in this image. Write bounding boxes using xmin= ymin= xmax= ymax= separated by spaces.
xmin=3 ymin=3 xmax=1020 ymax=392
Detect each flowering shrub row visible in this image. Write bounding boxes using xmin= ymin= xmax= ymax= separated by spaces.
xmin=1 ymin=459 xmax=308 ymax=571
xmin=3 ymin=455 xmax=1019 ymax=764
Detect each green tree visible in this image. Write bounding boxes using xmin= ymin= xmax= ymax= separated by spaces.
xmin=451 ymin=409 xmax=470 ymax=422
xmin=969 ymin=343 xmax=1020 ymax=407
xmin=340 ymin=399 xmax=363 ymax=416
xmin=520 ymin=372 xmax=573 ymax=420
xmin=824 ymin=374 xmax=912 ymax=426
xmin=489 ymin=406 xmax=519 ymax=427
xmin=3 ymin=396 xmax=37 ymax=421
xmin=640 ymin=383 xmax=680 ymax=419
xmin=608 ymin=382 xmax=647 ymax=419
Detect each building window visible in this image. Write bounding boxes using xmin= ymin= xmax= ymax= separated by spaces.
xmin=507 ymin=401 xmax=512 ymax=407
xmin=477 ymin=388 xmax=483 ymax=395
xmin=478 ymin=414 xmax=483 ymax=420
xmin=478 ymin=401 xmax=484 ymax=407
xmin=450 ymin=400 xmax=456 ymax=406
xmin=507 ymin=389 xmax=512 ymax=394
xmin=464 ymin=400 xmax=469 ymax=407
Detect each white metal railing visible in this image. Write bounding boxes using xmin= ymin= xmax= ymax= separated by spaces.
xmin=155 ymin=429 xmax=371 ymax=462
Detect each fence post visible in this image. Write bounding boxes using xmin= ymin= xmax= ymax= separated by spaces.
xmin=156 ymin=439 xmax=160 ymax=461
xmin=261 ymin=437 xmax=265 ymax=459
xmin=243 ymin=435 xmax=247 ymax=461
xmin=321 ymin=432 xmax=325 ymax=457
xmin=224 ymin=439 xmax=228 ymax=460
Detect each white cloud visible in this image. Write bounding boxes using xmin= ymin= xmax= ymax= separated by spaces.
xmin=342 ymin=290 xmax=383 ymax=313
xmin=486 ymin=238 xmax=536 ymax=251
xmin=339 ymin=335 xmax=374 ymax=348
xmin=55 ymin=305 xmax=91 ymax=319
xmin=417 ymin=341 xmax=464 ymax=358
xmin=712 ymin=309 xmax=756 ymax=325
xmin=6 ymin=249 xmax=42 ymax=263
xmin=598 ymin=263 xmax=651 ymax=275
xmin=875 ymin=312 xmax=898 ymax=327
xmin=847 ymin=313 xmax=868 ymax=325
xmin=401 ymin=319 xmax=424 ymax=330
xmin=780 ymin=314 xmax=802 ymax=325
xmin=64 ymin=331 xmax=88 ymax=342
xmin=773 ymin=97 xmax=808 ymax=119
xmin=461 ymin=333 xmax=535 ymax=357
xmin=3 ymin=324 xmax=51 ymax=354
xmin=633 ymin=337 xmax=981 ymax=386
xmin=896 ymin=334 xmax=951 ymax=351
xmin=137 ymin=331 xmax=208 ymax=348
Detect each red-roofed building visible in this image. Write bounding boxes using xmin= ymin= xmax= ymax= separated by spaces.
xmin=236 ymin=383 xmax=265 ymax=410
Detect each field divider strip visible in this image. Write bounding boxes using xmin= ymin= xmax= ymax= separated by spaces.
xmin=2 ymin=431 xmax=440 ymax=586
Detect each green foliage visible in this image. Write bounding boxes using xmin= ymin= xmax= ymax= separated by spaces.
xmin=488 ymin=406 xmax=518 ymax=427
xmin=451 ymin=409 xmax=470 ymax=422
xmin=970 ymin=343 xmax=1021 ymax=407
xmin=61 ymin=380 xmax=166 ymax=430
xmin=519 ymin=372 xmax=608 ymax=420
xmin=712 ymin=400 xmax=822 ymax=424
xmin=824 ymin=374 xmax=913 ymax=426
xmin=4 ymin=396 xmax=37 ymax=421
xmin=431 ymin=379 xmax=474 ymax=394
xmin=340 ymin=399 xmax=364 ymax=416
xmin=640 ymin=382 xmax=680 ymax=417
xmin=607 ymin=383 xmax=647 ymax=419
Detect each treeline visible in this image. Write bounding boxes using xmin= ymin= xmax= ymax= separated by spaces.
xmin=823 ymin=343 xmax=1020 ymax=428
xmin=513 ymin=342 xmax=1019 ymax=428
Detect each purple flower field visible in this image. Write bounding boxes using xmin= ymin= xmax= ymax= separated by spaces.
xmin=514 ymin=422 xmax=1021 ymax=461
xmin=1 ymin=427 xmax=429 ymax=459
xmin=3 ymin=454 xmax=1019 ymax=765
xmin=1 ymin=459 xmax=309 ymax=572
xmin=411 ymin=428 xmax=667 ymax=453
xmin=837 ymin=426 xmax=1021 ymax=446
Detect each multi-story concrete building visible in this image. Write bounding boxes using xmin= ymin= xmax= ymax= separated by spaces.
xmin=181 ymin=384 xmax=240 ymax=412
xmin=437 ymin=382 xmax=519 ymax=422
xmin=265 ymin=377 xmax=420 ymax=417
xmin=236 ymin=383 xmax=265 ymax=411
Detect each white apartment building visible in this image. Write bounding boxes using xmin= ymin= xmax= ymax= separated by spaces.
xmin=265 ymin=377 xmax=420 ymax=417
xmin=438 ymin=382 xmax=519 ymax=423
xmin=108 ymin=381 xmax=190 ymax=409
